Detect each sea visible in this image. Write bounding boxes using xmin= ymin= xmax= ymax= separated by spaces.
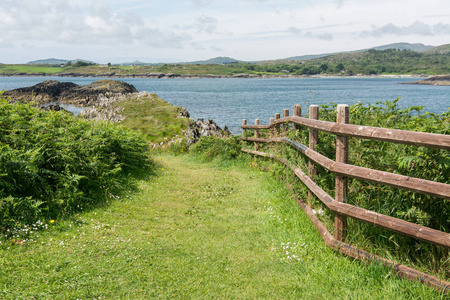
xmin=1 ymin=76 xmax=449 ymax=134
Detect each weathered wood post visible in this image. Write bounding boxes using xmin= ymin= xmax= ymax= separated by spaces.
xmin=269 ymin=118 xmax=274 ymax=138
xmin=254 ymin=119 xmax=260 ymax=151
xmin=275 ymin=113 xmax=281 ymax=137
xmin=283 ymin=109 xmax=289 ymax=135
xmin=335 ymin=104 xmax=349 ymax=241
xmin=309 ymin=105 xmax=319 ymax=200
xmin=242 ymin=119 xmax=247 ymax=136
xmin=294 ymin=105 xmax=301 ymax=130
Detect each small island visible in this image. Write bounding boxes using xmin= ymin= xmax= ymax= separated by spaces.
xmin=404 ymin=75 xmax=450 ymax=86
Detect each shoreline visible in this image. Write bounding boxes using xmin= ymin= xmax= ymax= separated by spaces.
xmin=0 ymin=73 xmax=427 ymax=79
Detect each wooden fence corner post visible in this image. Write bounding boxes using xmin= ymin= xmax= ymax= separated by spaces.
xmin=308 ymin=105 xmax=319 ymax=200
xmin=275 ymin=113 xmax=281 ymax=137
xmin=283 ymin=109 xmax=289 ymax=135
xmin=335 ymin=104 xmax=349 ymax=242
xmin=254 ymin=119 xmax=260 ymax=151
xmin=294 ymin=104 xmax=301 ymax=130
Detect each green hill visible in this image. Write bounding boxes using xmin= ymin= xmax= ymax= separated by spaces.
xmin=282 ymin=42 xmax=434 ymax=61
xmin=182 ymin=56 xmax=242 ymax=65
xmin=424 ymin=44 xmax=450 ymax=54
xmin=27 ymin=58 xmax=95 ymax=65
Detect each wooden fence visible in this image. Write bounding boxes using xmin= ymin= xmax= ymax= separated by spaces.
xmin=241 ymin=104 xmax=450 ymax=294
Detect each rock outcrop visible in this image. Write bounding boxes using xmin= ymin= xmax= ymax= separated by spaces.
xmin=403 ymin=75 xmax=450 ymax=86
xmin=4 ymin=79 xmax=138 ymax=105
xmin=5 ymin=79 xmax=231 ymax=144
xmin=185 ymin=118 xmax=231 ymax=144
xmin=40 ymin=104 xmax=73 ymax=114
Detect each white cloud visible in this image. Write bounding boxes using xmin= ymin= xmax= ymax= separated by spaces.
xmin=192 ymin=0 xmax=212 ymax=7
xmin=289 ymin=27 xmax=334 ymax=41
xmin=335 ymin=0 xmax=344 ymax=9
xmin=192 ymin=15 xmax=219 ymax=34
xmin=210 ymin=45 xmax=224 ymax=51
xmin=1 ymin=0 xmax=450 ymax=63
xmin=360 ymin=21 xmax=450 ymax=37
xmin=0 ymin=0 xmax=190 ymax=48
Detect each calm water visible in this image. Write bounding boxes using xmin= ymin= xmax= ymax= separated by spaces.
xmin=1 ymin=77 xmax=449 ymax=133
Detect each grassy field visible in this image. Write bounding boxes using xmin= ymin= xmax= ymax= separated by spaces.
xmin=116 ymin=92 xmax=190 ymax=143
xmin=0 ymin=64 xmax=64 ymax=74
xmin=0 ymin=152 xmax=443 ymax=299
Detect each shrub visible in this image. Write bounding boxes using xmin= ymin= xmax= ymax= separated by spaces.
xmin=0 ymin=96 xmax=153 ymax=233
xmin=189 ymin=135 xmax=243 ymax=163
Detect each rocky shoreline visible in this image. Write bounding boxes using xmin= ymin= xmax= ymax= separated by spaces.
xmin=4 ymin=79 xmax=230 ymax=144
xmin=401 ymin=75 xmax=450 ymax=86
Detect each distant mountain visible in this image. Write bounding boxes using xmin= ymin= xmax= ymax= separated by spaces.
xmin=27 ymin=58 xmax=68 ymax=65
xmin=27 ymin=58 xmax=95 ymax=65
xmin=116 ymin=56 xmax=242 ymax=66
xmin=424 ymin=44 xmax=450 ymax=54
xmin=114 ymin=60 xmax=162 ymax=66
xmin=282 ymin=53 xmax=336 ymax=61
xmin=370 ymin=42 xmax=433 ymax=52
xmin=282 ymin=42 xmax=434 ymax=61
xmin=182 ymin=57 xmax=241 ymax=65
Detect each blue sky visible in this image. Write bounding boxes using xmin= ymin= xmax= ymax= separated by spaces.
xmin=0 ymin=0 xmax=449 ymax=63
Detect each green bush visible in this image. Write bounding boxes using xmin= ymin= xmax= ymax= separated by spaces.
xmin=189 ymin=135 xmax=243 ymax=163
xmin=0 ymin=96 xmax=153 ymax=233
xmin=315 ymin=100 xmax=449 ymax=275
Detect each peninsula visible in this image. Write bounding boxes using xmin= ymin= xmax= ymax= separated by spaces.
xmin=404 ymin=75 xmax=450 ymax=86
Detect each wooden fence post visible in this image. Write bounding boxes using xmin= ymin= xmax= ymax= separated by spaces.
xmin=294 ymin=105 xmax=301 ymax=130
xmin=269 ymin=118 xmax=274 ymax=138
xmin=275 ymin=113 xmax=281 ymax=137
xmin=242 ymin=119 xmax=247 ymax=136
xmin=335 ymin=104 xmax=349 ymax=241
xmin=283 ymin=109 xmax=289 ymax=135
xmin=309 ymin=105 xmax=319 ymax=200
xmin=254 ymin=119 xmax=260 ymax=151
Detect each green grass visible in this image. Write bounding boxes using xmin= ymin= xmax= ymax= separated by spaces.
xmin=0 ymin=64 xmax=64 ymax=74
xmin=0 ymin=153 xmax=444 ymax=299
xmin=114 ymin=92 xmax=190 ymax=143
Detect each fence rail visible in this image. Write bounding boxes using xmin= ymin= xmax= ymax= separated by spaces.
xmin=241 ymin=115 xmax=450 ymax=149
xmin=240 ymin=104 xmax=450 ymax=294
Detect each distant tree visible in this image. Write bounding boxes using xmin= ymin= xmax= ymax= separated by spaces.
xmin=300 ymin=66 xmax=321 ymax=75
xmin=300 ymin=66 xmax=311 ymax=75
xmin=244 ymin=64 xmax=255 ymax=71
xmin=64 ymin=61 xmax=72 ymax=67
xmin=320 ymin=63 xmax=328 ymax=72
xmin=73 ymin=61 xmax=95 ymax=67
xmin=335 ymin=63 xmax=345 ymax=72
xmin=107 ymin=62 xmax=112 ymax=67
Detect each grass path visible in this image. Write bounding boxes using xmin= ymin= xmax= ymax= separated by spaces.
xmin=0 ymin=154 xmax=442 ymax=299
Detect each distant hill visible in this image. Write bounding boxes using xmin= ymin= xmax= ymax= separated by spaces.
xmin=116 ymin=57 xmax=241 ymax=66
xmin=282 ymin=42 xmax=434 ymax=61
xmin=27 ymin=58 xmax=95 ymax=65
xmin=182 ymin=57 xmax=242 ymax=65
xmin=424 ymin=44 xmax=450 ymax=54
xmin=27 ymin=58 xmax=68 ymax=65
xmin=370 ymin=42 xmax=433 ymax=52
xmin=114 ymin=60 xmax=162 ymax=66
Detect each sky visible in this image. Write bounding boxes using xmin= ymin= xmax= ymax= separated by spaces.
xmin=0 ymin=0 xmax=449 ymax=64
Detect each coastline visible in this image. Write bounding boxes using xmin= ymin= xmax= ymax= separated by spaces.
xmin=0 ymin=73 xmax=426 ymax=79
xmin=400 ymin=75 xmax=450 ymax=86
